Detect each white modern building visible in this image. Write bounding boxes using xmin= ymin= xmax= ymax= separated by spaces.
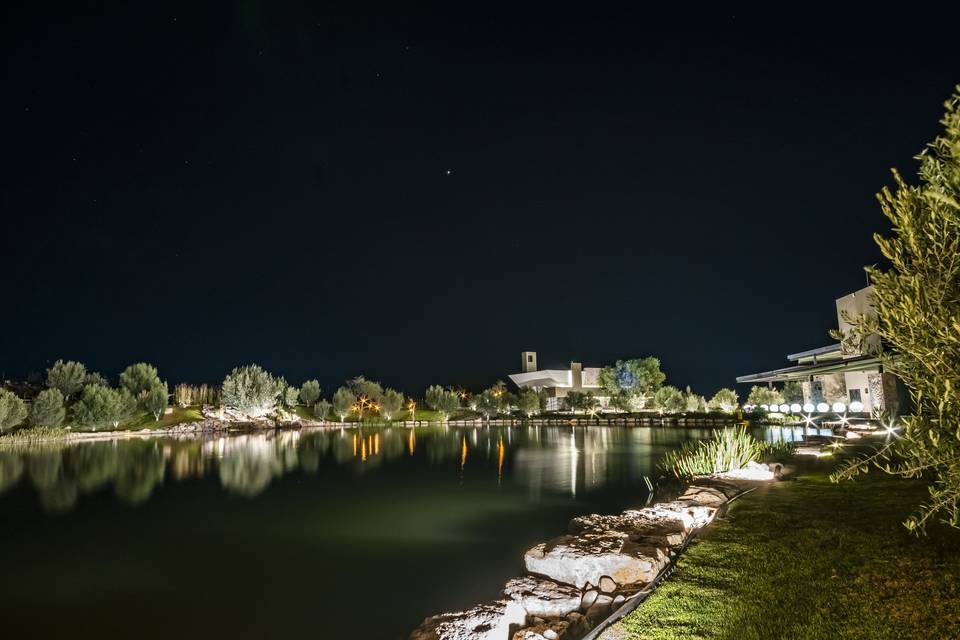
xmin=508 ymin=352 xmax=607 ymax=411
xmin=736 ymin=286 xmax=900 ymax=415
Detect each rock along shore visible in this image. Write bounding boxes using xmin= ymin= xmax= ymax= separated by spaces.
xmin=409 ymin=466 xmax=775 ymax=640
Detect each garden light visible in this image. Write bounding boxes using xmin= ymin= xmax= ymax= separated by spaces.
xmin=816 ymin=402 xmax=830 ymax=413
xmin=832 ymin=402 xmax=846 ymax=413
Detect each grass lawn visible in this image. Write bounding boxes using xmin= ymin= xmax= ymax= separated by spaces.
xmin=108 ymin=405 xmax=205 ymax=431
xmin=605 ymin=458 xmax=960 ymax=640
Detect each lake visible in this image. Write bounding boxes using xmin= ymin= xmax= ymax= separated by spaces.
xmin=0 ymin=424 xmax=817 ymax=639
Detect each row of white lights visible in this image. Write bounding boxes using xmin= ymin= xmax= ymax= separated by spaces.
xmin=742 ymin=401 xmax=864 ymax=414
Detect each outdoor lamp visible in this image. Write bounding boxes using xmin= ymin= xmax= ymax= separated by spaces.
xmin=816 ymin=402 xmax=830 ymax=413
xmin=832 ymin=402 xmax=847 ymax=413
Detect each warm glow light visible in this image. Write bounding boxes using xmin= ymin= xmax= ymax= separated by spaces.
xmin=832 ymin=402 xmax=847 ymax=413
xmin=802 ymin=413 xmax=815 ymax=427
xmin=849 ymin=401 xmax=864 ymax=412
xmin=779 ymin=403 xmax=790 ymax=413
xmin=789 ymin=403 xmax=801 ymax=413
xmin=816 ymin=402 xmax=830 ymax=413
xmin=803 ymin=403 xmax=815 ymax=413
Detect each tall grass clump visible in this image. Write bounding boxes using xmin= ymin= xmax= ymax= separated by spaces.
xmin=0 ymin=426 xmax=71 ymax=444
xmin=661 ymin=427 xmax=766 ymax=479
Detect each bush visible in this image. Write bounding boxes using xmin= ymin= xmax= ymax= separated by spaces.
xmin=660 ymin=427 xmax=766 ymax=479
xmin=0 ymin=389 xmax=28 ymax=432
xmin=30 ymin=388 xmax=66 ymax=427
xmin=221 ymin=364 xmax=279 ymax=417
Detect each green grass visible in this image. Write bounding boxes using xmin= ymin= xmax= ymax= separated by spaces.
xmin=109 ymin=406 xmax=204 ymax=432
xmin=0 ymin=426 xmax=71 ymax=444
xmin=610 ymin=459 xmax=960 ymax=640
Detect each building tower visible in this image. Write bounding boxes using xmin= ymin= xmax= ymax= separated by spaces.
xmin=521 ymin=351 xmax=537 ymax=373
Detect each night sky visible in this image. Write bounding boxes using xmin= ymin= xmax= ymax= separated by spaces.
xmin=3 ymin=3 xmax=958 ymax=397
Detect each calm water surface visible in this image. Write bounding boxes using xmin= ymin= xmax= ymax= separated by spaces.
xmin=0 ymin=424 xmax=815 ymax=639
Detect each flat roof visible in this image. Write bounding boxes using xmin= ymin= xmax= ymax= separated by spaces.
xmin=736 ymin=354 xmax=883 ymax=384
xmin=786 ymin=343 xmax=841 ymax=362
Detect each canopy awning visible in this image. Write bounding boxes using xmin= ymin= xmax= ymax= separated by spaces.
xmin=736 ymin=354 xmax=884 ymax=384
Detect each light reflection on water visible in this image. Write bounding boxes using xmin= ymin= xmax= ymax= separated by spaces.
xmin=0 ymin=424 xmax=820 ymax=515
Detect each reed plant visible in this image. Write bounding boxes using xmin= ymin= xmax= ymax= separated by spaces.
xmin=661 ymin=427 xmax=766 ymax=479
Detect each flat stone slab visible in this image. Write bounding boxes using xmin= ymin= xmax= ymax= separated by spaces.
xmin=677 ymin=485 xmax=729 ymax=508
xmin=410 ymin=599 xmax=527 ymax=640
xmin=569 ymin=511 xmax=688 ymax=548
xmin=503 ymin=576 xmax=583 ymax=619
xmin=524 ymin=531 xmax=668 ymax=589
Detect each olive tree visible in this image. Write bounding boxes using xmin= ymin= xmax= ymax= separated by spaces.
xmin=331 ymin=387 xmax=356 ymax=422
xmin=0 ymin=389 xmax=28 ymax=432
xmin=565 ymin=391 xmax=598 ymax=413
xmin=708 ymin=388 xmax=739 ymax=412
xmin=144 ymin=383 xmax=168 ymax=421
xmin=30 ymin=388 xmax=66 ymax=427
xmin=746 ymin=385 xmax=784 ymax=408
xmin=284 ymin=386 xmax=299 ymax=408
xmin=46 ymin=360 xmax=87 ymax=399
xmin=598 ymin=357 xmax=666 ymax=412
xmin=221 ymin=364 xmax=280 ymax=418
xmin=299 ymin=380 xmax=321 ymax=406
xmin=313 ymin=399 xmax=332 ymax=421
xmin=517 ymin=389 xmax=540 ymax=417
xmin=425 ymin=385 xmax=459 ymax=422
xmin=782 ymin=381 xmax=804 ymax=404
xmin=347 ymin=376 xmax=384 ymax=403
xmin=380 ymin=389 xmax=404 ymax=420
xmin=685 ymin=387 xmax=707 ymax=413
xmin=833 ymin=87 xmax=960 ymax=532
xmin=654 ymin=385 xmax=687 ymax=414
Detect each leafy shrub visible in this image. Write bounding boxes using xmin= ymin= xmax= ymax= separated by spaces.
xmin=661 ymin=427 xmax=766 ymax=479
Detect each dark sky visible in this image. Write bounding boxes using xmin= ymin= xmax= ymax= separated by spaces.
xmin=2 ymin=3 xmax=958 ymax=397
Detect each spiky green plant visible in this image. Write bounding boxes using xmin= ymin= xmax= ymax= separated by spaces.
xmin=661 ymin=427 xmax=767 ymax=479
